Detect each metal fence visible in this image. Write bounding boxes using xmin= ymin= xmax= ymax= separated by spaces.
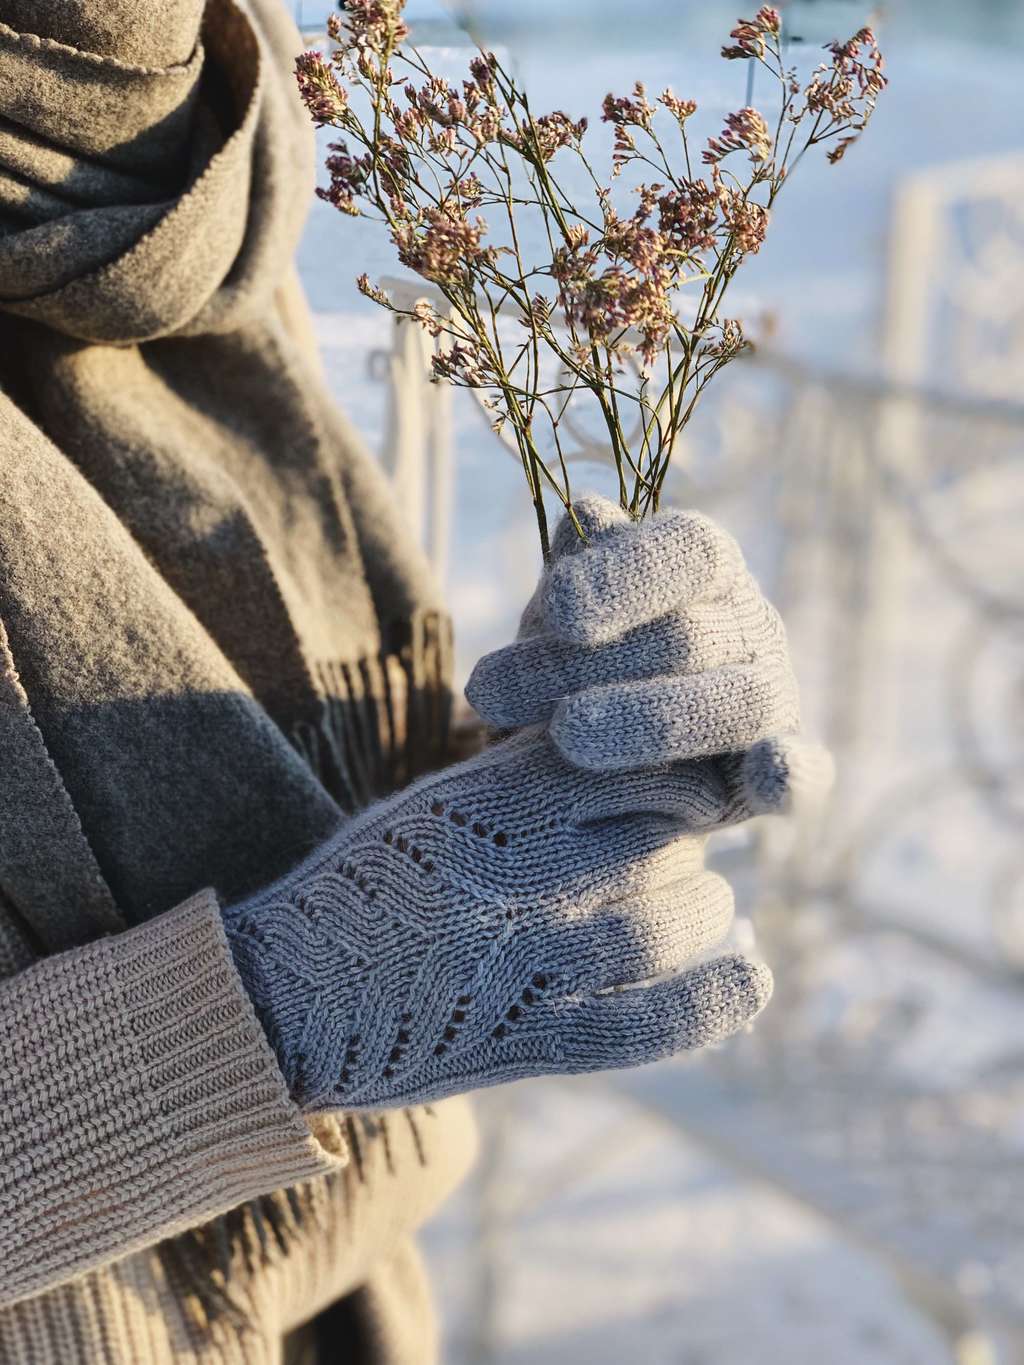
xmin=346 ymin=150 xmax=1024 ymax=1361
xmin=288 ymin=4 xmax=1024 ymax=1339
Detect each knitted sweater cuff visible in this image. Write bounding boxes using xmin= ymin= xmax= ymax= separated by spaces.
xmin=0 ymin=889 xmax=346 ymax=1308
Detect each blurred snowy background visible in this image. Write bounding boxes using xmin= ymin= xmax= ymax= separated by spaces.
xmin=293 ymin=1 xmax=1024 ymax=1360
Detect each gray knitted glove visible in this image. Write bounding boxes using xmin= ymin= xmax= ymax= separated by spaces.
xmin=224 ymin=730 xmax=771 ymax=1113
xmin=467 ymin=496 xmax=832 ymax=813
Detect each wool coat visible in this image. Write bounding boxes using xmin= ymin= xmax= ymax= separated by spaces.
xmin=0 ymin=0 xmax=478 ymax=1359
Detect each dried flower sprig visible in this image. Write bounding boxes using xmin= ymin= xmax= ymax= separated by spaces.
xmin=297 ymin=3 xmax=886 ymax=556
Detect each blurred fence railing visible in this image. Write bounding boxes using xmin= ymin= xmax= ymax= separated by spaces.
xmin=610 ymin=342 xmax=1024 ymax=1365
xmin=300 ymin=95 xmax=1024 ymax=1357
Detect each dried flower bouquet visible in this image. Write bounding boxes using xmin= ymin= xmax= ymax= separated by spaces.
xmin=297 ymin=3 xmax=886 ymax=556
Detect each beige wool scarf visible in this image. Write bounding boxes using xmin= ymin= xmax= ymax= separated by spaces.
xmin=0 ymin=0 xmax=477 ymax=1359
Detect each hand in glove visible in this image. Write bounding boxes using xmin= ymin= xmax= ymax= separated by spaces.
xmin=224 ymin=731 xmax=771 ymax=1113
xmin=466 ymin=496 xmax=832 ymax=814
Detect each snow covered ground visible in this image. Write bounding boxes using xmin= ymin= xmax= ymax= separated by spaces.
xmin=296 ymin=3 xmax=1024 ymax=1360
xmin=420 ymin=1080 xmax=952 ymax=1365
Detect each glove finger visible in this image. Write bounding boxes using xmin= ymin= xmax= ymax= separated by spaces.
xmin=569 ymin=758 xmax=731 ymax=829
xmin=742 ymin=734 xmax=835 ymax=815
xmin=543 ymin=508 xmax=744 ymax=646
xmin=519 ymin=494 xmax=630 ymax=637
xmin=467 ymin=584 xmax=781 ymax=729
xmin=479 ymin=873 xmax=735 ymax=1008
xmin=551 ymin=663 xmax=800 ymax=772
xmin=551 ymin=493 xmax=631 ymax=558
xmin=716 ymin=735 xmax=835 ymax=822
xmin=557 ymin=953 xmax=773 ymax=1071
xmin=466 ymin=633 xmax=581 ymax=727
xmin=576 ymin=873 xmax=736 ymax=991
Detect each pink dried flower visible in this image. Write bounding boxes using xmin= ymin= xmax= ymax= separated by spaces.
xmin=339 ymin=0 xmax=409 ymax=53
xmin=722 ymin=7 xmax=781 ymax=59
xmin=393 ymin=106 xmax=424 ymax=140
xmin=412 ymin=299 xmax=444 ymax=336
xmin=634 ymin=183 xmax=662 ymax=220
xmin=804 ymin=26 xmax=886 ymax=162
xmin=551 ymin=241 xmax=600 ymax=295
xmin=318 ymin=144 xmax=372 ymax=214
xmin=448 ymin=172 xmax=484 ymax=205
xmin=553 ymin=206 xmax=678 ymax=368
xmin=454 ymin=106 xmax=504 ymax=149
xmin=294 ymin=50 xmax=349 ymax=126
xmin=300 ymin=1 xmax=886 ymax=546
xmin=530 ymin=293 xmax=553 ymax=324
xmin=704 ymin=107 xmax=773 ymax=164
xmin=703 ymin=317 xmax=748 ymax=360
xmin=574 ymin=268 xmax=676 ymax=368
xmin=602 ymin=210 xmax=668 ymax=275
xmin=432 ymin=342 xmax=486 ymax=385
xmin=809 ymin=27 xmax=887 ymax=116
xmin=657 ymin=181 xmax=721 ymax=254
xmin=610 ymin=126 xmax=637 ymax=174
xmin=510 ymin=111 xmax=588 ymax=163
xmin=827 ymin=136 xmax=857 ymax=164
xmin=659 ymin=90 xmax=698 ymax=122
xmin=830 ymin=25 xmax=884 ymax=68
xmin=469 ymin=53 xmax=499 ymax=97
xmin=429 ymin=125 xmax=459 ymax=154
xmin=601 ymin=83 xmax=656 ymax=132
xmin=407 ymin=77 xmax=456 ymax=124
xmin=393 ymin=208 xmax=493 ymax=286
xmin=717 ymin=188 xmax=769 ymax=253
xmin=356 ymin=274 xmax=390 ymax=305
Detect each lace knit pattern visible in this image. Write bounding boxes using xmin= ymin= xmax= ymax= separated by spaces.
xmin=225 ymin=731 xmax=772 ymax=1112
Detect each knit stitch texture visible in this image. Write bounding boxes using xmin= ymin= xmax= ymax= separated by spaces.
xmin=225 ymin=729 xmax=773 ymax=1113
xmin=468 ymin=496 xmax=821 ymax=788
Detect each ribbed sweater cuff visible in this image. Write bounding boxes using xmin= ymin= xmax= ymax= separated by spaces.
xmin=0 ymin=890 xmax=346 ymax=1308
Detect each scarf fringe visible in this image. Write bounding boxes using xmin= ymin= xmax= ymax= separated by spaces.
xmin=291 ymin=610 xmax=454 ymax=812
xmin=158 ymin=614 xmax=454 ymax=1325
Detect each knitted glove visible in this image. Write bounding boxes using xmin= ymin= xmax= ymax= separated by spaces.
xmin=223 ymin=730 xmax=771 ymax=1113
xmin=467 ymin=496 xmax=832 ymax=814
